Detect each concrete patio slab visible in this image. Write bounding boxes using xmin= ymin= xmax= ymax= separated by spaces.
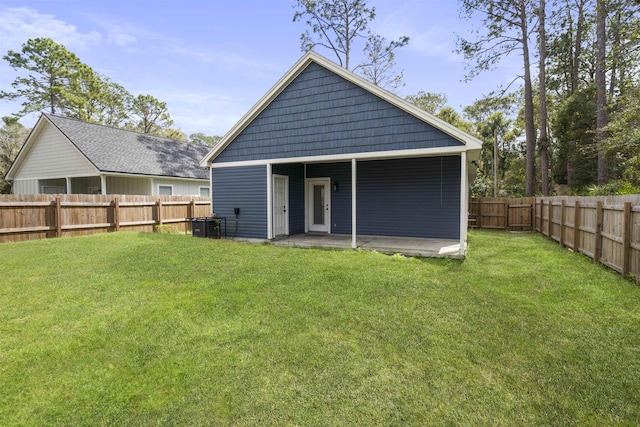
xmin=272 ymin=233 xmax=464 ymax=258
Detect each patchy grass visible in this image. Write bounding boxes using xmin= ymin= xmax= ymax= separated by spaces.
xmin=0 ymin=230 xmax=638 ymax=426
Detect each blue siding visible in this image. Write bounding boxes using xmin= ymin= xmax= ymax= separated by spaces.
xmin=212 ymin=165 xmax=267 ymax=239
xmin=272 ymin=163 xmax=305 ymax=235
xmin=307 ymin=162 xmax=352 ymax=234
xmin=215 ymin=62 xmax=462 ymax=164
xmin=356 ymin=157 xmax=461 ymax=239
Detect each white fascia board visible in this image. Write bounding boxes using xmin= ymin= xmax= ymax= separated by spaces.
xmin=200 ymin=51 xmax=483 ymax=167
xmin=211 ymin=146 xmax=466 ymax=169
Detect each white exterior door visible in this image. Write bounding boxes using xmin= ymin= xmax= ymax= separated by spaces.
xmin=272 ymin=175 xmax=288 ymax=236
xmin=307 ymin=178 xmax=330 ymax=233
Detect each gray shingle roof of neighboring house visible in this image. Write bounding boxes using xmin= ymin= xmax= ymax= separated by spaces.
xmin=45 ymin=114 xmax=210 ymax=180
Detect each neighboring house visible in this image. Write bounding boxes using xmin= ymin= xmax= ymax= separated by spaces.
xmin=7 ymin=113 xmax=210 ymax=197
xmin=200 ymin=51 xmax=482 ymax=256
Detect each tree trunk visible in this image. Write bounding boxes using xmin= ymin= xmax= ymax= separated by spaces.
xmin=521 ymin=3 xmax=536 ymax=196
xmin=571 ymin=0 xmax=586 ymax=95
xmin=539 ymin=0 xmax=550 ymax=196
xmin=596 ymin=0 xmax=608 ymax=185
xmin=494 ymin=128 xmax=499 ymax=198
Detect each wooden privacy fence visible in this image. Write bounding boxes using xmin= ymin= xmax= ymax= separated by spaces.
xmin=469 ymin=197 xmax=536 ymax=231
xmin=0 ymin=194 xmax=211 ymax=243
xmin=535 ymin=195 xmax=640 ymax=281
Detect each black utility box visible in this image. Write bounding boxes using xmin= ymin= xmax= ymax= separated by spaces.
xmin=191 ymin=217 xmax=222 ymax=239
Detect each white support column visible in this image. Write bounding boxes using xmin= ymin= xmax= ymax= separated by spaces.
xmin=65 ymin=177 xmax=71 ymax=194
xmin=100 ymin=175 xmax=107 ymax=195
xmin=267 ymin=163 xmax=273 ymax=240
xmin=209 ymin=165 xmax=214 ymax=215
xmin=304 ymin=163 xmax=308 ymax=233
xmin=351 ymin=158 xmax=357 ymax=249
xmin=459 ymin=152 xmax=468 ymax=256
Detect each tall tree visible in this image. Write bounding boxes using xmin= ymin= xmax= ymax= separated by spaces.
xmin=293 ymin=0 xmax=408 ymax=88
xmin=127 ymin=94 xmax=174 ymax=136
xmin=539 ymin=0 xmax=550 ymax=196
xmin=0 ymin=38 xmax=91 ymax=117
xmin=0 ymin=117 xmax=30 ymax=193
xmin=358 ymin=34 xmax=408 ymax=91
xmin=405 ymin=91 xmax=448 ymax=115
xmin=67 ymin=75 xmax=133 ymax=128
xmin=595 ymin=0 xmax=608 ymax=184
xmin=189 ymin=133 xmax=222 ymax=147
xmin=457 ymin=0 xmax=538 ymax=196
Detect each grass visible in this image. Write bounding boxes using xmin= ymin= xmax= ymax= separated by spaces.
xmin=0 ymin=230 xmax=639 ymax=426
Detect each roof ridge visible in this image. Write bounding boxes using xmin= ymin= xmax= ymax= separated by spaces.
xmin=43 ymin=113 xmax=207 ymax=150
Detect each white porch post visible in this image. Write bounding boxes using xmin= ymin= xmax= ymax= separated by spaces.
xmin=209 ymin=165 xmax=214 ymax=215
xmin=267 ymin=163 xmax=273 ymax=240
xmin=351 ymin=158 xmax=357 ymax=249
xmin=100 ymin=175 xmax=107 ymax=195
xmin=304 ymin=163 xmax=308 ymax=233
xmin=65 ymin=177 xmax=71 ymax=194
xmin=459 ymin=152 xmax=468 ymax=256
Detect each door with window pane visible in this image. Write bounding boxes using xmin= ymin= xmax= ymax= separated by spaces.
xmin=307 ymin=178 xmax=330 ymax=233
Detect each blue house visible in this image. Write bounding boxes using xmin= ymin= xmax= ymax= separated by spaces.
xmin=200 ymin=51 xmax=481 ymax=256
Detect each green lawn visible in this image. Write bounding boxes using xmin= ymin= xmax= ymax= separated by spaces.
xmin=0 ymin=231 xmax=638 ymax=426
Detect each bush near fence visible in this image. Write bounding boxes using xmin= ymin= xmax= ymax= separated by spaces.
xmin=0 ymin=194 xmax=211 ymax=243
xmin=470 ymin=195 xmax=640 ymax=282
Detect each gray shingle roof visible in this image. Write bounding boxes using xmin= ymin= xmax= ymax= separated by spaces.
xmin=45 ymin=114 xmax=210 ymax=180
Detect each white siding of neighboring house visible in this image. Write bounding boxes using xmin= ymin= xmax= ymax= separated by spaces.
xmin=12 ymin=179 xmax=38 ymax=194
xmin=152 ymin=178 xmax=209 ymax=196
xmin=106 ymin=176 xmax=152 ymax=195
xmin=13 ymin=124 xmax=97 ymax=180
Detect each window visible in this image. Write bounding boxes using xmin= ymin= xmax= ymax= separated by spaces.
xmin=39 ymin=178 xmax=66 ymax=194
xmin=158 ymin=185 xmax=173 ymax=196
xmin=199 ymin=187 xmax=210 ymax=197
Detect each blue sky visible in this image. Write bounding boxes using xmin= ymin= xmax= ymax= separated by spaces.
xmin=0 ymin=0 xmax=520 ymax=137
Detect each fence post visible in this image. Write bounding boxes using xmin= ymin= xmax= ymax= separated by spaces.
xmin=573 ymin=200 xmax=580 ymax=253
xmin=548 ymin=200 xmax=553 ymax=239
xmin=594 ymin=201 xmax=603 ymax=264
xmin=55 ymin=197 xmax=62 ymax=238
xmin=478 ymin=198 xmax=483 ymax=229
xmin=114 ymin=197 xmax=120 ymax=232
xmin=623 ymin=202 xmax=632 ymax=276
xmin=156 ymin=198 xmax=163 ymax=230
xmin=190 ymin=198 xmax=196 ymax=233
xmin=560 ymin=199 xmax=566 ymax=247
xmin=504 ymin=201 xmax=508 ymax=230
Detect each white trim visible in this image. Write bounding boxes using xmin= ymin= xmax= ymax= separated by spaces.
xmin=65 ymin=177 xmax=71 ymax=194
xmin=306 ymin=177 xmax=331 ymax=233
xmin=157 ymin=183 xmax=174 ymax=196
xmin=200 ymin=51 xmax=482 ymax=167
xmin=304 ymin=164 xmax=308 ymax=232
xmin=103 ymin=171 xmax=208 ymax=182
xmin=459 ymin=152 xmax=468 ymax=256
xmin=267 ymin=163 xmax=273 ymax=239
xmin=210 ymin=166 xmax=214 ymax=215
xmin=272 ymin=174 xmax=289 ymax=237
xmin=100 ymin=175 xmax=106 ymax=195
xmin=351 ymin=159 xmax=357 ymax=249
xmin=211 ymin=146 xmax=467 ymax=169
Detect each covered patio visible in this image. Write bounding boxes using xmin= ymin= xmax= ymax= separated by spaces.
xmin=272 ymin=233 xmax=464 ymax=258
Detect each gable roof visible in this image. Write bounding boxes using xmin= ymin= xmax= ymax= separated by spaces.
xmin=9 ymin=114 xmax=209 ymax=180
xmin=200 ymin=51 xmax=482 ymax=167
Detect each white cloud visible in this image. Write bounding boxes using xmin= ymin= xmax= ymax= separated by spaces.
xmin=0 ymin=7 xmax=102 ymax=52
xmin=107 ymin=31 xmax=137 ymax=47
